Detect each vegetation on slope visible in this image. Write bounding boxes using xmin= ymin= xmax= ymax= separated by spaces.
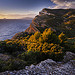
xmin=0 ymin=28 xmax=75 ymax=72
xmin=0 ymin=9 xmax=75 ymax=72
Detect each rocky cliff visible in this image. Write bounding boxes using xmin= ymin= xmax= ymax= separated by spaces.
xmin=25 ymin=8 xmax=75 ymax=37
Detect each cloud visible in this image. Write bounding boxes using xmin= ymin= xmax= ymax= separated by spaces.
xmin=0 ymin=13 xmax=36 ymax=19
xmin=50 ymin=0 xmax=75 ymax=9
xmin=0 ymin=14 xmax=6 ymax=16
xmin=26 ymin=14 xmax=36 ymax=16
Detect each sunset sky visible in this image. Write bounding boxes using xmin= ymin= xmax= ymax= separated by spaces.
xmin=0 ymin=0 xmax=75 ymax=19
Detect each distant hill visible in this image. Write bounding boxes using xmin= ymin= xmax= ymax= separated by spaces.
xmin=25 ymin=8 xmax=75 ymax=37
xmin=22 ymin=17 xmax=33 ymax=20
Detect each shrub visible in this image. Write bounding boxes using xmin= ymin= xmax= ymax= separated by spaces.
xmin=58 ymin=32 xmax=67 ymax=44
xmin=41 ymin=28 xmax=59 ymax=43
xmin=26 ymin=28 xmax=64 ymax=61
xmin=0 ymin=59 xmax=26 ymax=72
xmin=18 ymin=51 xmax=49 ymax=65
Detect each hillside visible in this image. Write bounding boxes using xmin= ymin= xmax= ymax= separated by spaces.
xmin=25 ymin=8 xmax=75 ymax=37
xmin=0 ymin=8 xmax=75 ymax=74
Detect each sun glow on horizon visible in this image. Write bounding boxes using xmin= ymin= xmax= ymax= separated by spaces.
xmin=0 ymin=9 xmax=39 ymax=19
xmin=0 ymin=13 xmax=37 ymax=19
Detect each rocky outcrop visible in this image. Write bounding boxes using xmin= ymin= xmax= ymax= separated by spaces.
xmin=0 ymin=52 xmax=75 ymax=75
xmin=63 ymin=52 xmax=75 ymax=63
xmin=25 ymin=8 xmax=59 ymax=33
xmin=25 ymin=23 xmax=40 ymax=33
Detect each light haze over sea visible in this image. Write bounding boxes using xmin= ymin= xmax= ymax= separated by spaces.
xmin=0 ymin=19 xmax=32 ymax=40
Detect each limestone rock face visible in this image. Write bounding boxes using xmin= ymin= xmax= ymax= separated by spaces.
xmin=63 ymin=52 xmax=75 ymax=63
xmin=38 ymin=59 xmax=57 ymax=67
xmin=0 ymin=57 xmax=75 ymax=75
xmin=68 ymin=60 xmax=75 ymax=67
xmin=25 ymin=23 xmax=40 ymax=33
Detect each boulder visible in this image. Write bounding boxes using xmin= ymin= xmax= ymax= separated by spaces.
xmin=63 ymin=52 xmax=75 ymax=63
xmin=68 ymin=60 xmax=75 ymax=67
xmin=38 ymin=59 xmax=57 ymax=67
xmin=30 ymin=64 xmax=35 ymax=69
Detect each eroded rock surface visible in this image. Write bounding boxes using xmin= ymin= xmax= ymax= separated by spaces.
xmin=0 ymin=57 xmax=75 ymax=75
xmin=63 ymin=52 xmax=75 ymax=63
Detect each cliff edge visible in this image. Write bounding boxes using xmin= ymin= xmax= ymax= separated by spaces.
xmin=25 ymin=8 xmax=75 ymax=37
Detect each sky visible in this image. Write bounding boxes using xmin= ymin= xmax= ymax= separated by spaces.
xmin=0 ymin=0 xmax=75 ymax=19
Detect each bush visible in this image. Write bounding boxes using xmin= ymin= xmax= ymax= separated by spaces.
xmin=40 ymin=28 xmax=59 ymax=43
xmin=18 ymin=51 xmax=50 ymax=65
xmin=63 ymin=41 xmax=75 ymax=53
xmin=0 ymin=59 xmax=26 ymax=72
xmin=0 ymin=28 xmax=72 ymax=72
xmin=0 ymin=40 xmax=23 ymax=55
xmin=26 ymin=28 xmax=65 ymax=61
xmin=58 ymin=32 xmax=67 ymax=44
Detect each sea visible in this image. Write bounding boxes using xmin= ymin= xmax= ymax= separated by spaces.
xmin=0 ymin=19 xmax=32 ymax=41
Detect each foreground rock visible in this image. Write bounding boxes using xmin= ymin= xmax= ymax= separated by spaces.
xmin=0 ymin=52 xmax=75 ymax=75
xmin=63 ymin=52 xmax=75 ymax=63
xmin=0 ymin=58 xmax=75 ymax=75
